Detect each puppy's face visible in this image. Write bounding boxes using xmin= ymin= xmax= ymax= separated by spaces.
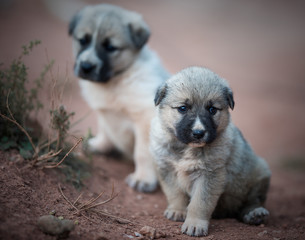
xmin=69 ymin=4 xmax=150 ymax=83
xmin=155 ymin=67 xmax=234 ymax=147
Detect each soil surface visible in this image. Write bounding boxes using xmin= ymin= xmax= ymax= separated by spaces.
xmin=1 ymin=149 xmax=305 ymax=240
xmin=1 ymin=0 xmax=305 ymax=240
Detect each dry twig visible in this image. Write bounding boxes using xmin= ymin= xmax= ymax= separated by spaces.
xmin=44 ymin=137 xmax=83 ymax=168
xmin=58 ymin=183 xmax=135 ymax=225
xmin=58 ymin=184 xmax=97 ymax=224
xmin=0 ymin=90 xmax=38 ymax=159
xmin=1 ymin=91 xmax=81 ymax=168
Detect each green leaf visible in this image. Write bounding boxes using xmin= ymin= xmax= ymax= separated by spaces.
xmin=0 ymin=139 xmax=18 ymax=150
xmin=19 ymin=148 xmax=32 ymax=159
xmin=20 ymin=140 xmax=33 ymax=151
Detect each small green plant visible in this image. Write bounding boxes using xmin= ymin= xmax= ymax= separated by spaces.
xmin=0 ymin=40 xmax=51 ymax=153
xmin=0 ymin=40 xmax=90 ymax=188
xmin=50 ymin=105 xmax=75 ymax=151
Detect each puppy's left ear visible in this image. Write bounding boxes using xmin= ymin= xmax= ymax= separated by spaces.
xmin=68 ymin=13 xmax=80 ymax=36
xmin=128 ymin=15 xmax=150 ymax=49
xmin=225 ymin=88 xmax=235 ymax=110
xmin=154 ymin=84 xmax=167 ymax=106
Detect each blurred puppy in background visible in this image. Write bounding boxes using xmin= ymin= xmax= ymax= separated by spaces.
xmin=150 ymin=66 xmax=271 ymax=236
xmin=69 ymin=4 xmax=169 ymax=192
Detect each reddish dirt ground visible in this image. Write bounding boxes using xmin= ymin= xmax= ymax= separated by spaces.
xmin=1 ymin=0 xmax=305 ymax=239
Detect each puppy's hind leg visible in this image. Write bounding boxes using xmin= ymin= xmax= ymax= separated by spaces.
xmin=240 ymin=177 xmax=270 ymax=225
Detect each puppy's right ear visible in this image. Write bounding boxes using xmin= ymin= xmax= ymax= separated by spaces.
xmin=128 ymin=15 xmax=150 ymax=49
xmin=225 ymin=87 xmax=235 ymax=110
xmin=68 ymin=13 xmax=80 ymax=36
xmin=154 ymin=84 xmax=167 ymax=106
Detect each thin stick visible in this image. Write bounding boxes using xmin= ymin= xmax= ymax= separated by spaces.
xmin=109 ymin=182 xmax=114 ymax=198
xmin=73 ymin=192 xmax=84 ymax=206
xmin=93 ymin=209 xmax=138 ymax=225
xmin=0 ymin=112 xmax=37 ymax=156
xmin=79 ymin=191 xmax=105 ymax=209
xmin=38 ymin=138 xmax=58 ymax=151
xmin=6 ymin=90 xmax=15 ymax=120
xmin=80 ymin=193 xmax=118 ymax=211
xmin=44 ymin=137 xmax=82 ymax=168
xmin=58 ymin=184 xmax=80 ymax=212
xmin=37 ymin=149 xmax=63 ymax=162
xmin=58 ymin=184 xmax=136 ymax=226
xmin=88 ymin=191 xmax=106 ymax=206
xmin=3 ymin=91 xmax=37 ymax=156
xmin=58 ymin=184 xmax=98 ymax=224
xmin=79 ymin=182 xmax=116 ymax=210
xmin=45 ymin=49 xmax=57 ymax=152
xmin=78 ymin=196 xmax=95 ymax=209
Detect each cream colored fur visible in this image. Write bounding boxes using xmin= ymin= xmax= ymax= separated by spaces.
xmin=150 ymin=67 xmax=271 ymax=236
xmin=69 ymin=4 xmax=169 ymax=192
xmin=81 ymin=47 xmax=168 ymax=192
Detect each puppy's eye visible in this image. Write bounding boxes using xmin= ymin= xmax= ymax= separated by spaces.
xmin=79 ymin=34 xmax=91 ymax=46
xmin=208 ymin=107 xmax=217 ymax=115
xmin=177 ymin=106 xmax=188 ymax=114
xmin=103 ymin=40 xmax=118 ymax=52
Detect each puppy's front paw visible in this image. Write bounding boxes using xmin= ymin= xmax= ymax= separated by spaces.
xmin=164 ymin=208 xmax=186 ymax=222
xmin=181 ymin=218 xmax=209 ymax=237
xmin=87 ymin=135 xmax=113 ymax=153
xmin=125 ymin=173 xmax=158 ymax=193
xmin=243 ymin=207 xmax=269 ymax=225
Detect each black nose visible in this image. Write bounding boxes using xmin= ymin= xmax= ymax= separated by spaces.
xmin=192 ymin=129 xmax=205 ymax=139
xmin=80 ymin=61 xmax=96 ymax=74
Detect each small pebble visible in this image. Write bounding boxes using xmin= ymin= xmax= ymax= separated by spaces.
xmin=139 ymin=226 xmax=156 ymax=239
xmin=134 ymin=232 xmax=142 ymax=237
xmin=116 ymin=218 xmax=130 ymax=224
xmin=95 ymin=232 xmax=109 ymax=240
xmin=49 ymin=210 xmax=56 ymax=215
xmin=37 ymin=215 xmax=75 ymax=237
xmin=123 ymin=234 xmax=134 ymax=239
xmin=257 ymin=230 xmax=268 ymax=237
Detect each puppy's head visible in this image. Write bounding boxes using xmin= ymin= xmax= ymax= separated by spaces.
xmin=69 ymin=4 xmax=150 ymax=83
xmin=155 ymin=67 xmax=234 ymax=147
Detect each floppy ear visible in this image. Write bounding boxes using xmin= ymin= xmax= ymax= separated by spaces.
xmin=154 ymin=84 xmax=167 ymax=106
xmin=226 ymin=88 xmax=235 ymax=110
xmin=68 ymin=13 xmax=80 ymax=36
xmin=128 ymin=16 xmax=150 ymax=49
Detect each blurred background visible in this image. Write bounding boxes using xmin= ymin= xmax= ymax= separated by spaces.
xmin=1 ymin=0 xmax=305 ymax=169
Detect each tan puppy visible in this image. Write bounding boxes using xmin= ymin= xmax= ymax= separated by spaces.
xmin=69 ymin=4 xmax=169 ymax=192
xmin=150 ymin=67 xmax=271 ymax=236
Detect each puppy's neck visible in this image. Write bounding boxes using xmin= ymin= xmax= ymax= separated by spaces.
xmin=119 ymin=46 xmax=168 ymax=82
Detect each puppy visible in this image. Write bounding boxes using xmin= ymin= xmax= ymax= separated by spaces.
xmin=69 ymin=4 xmax=169 ymax=192
xmin=150 ymin=67 xmax=271 ymax=236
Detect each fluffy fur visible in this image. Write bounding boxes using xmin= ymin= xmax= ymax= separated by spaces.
xmin=150 ymin=67 xmax=271 ymax=236
xmin=69 ymin=4 xmax=169 ymax=192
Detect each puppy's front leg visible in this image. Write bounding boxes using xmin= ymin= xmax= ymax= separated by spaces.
xmin=125 ymin=123 xmax=158 ymax=193
xmin=87 ymin=112 xmax=114 ymax=153
xmin=182 ymin=168 xmax=226 ymax=236
xmin=161 ymin=178 xmax=189 ymax=222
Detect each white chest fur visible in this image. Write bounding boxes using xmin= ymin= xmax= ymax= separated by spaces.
xmin=79 ymin=47 xmax=168 ymax=118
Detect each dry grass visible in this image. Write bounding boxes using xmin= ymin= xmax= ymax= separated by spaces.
xmin=58 ymin=183 xmax=134 ymax=225
xmin=0 ymin=94 xmax=83 ymax=168
xmin=0 ymin=47 xmax=82 ymax=168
